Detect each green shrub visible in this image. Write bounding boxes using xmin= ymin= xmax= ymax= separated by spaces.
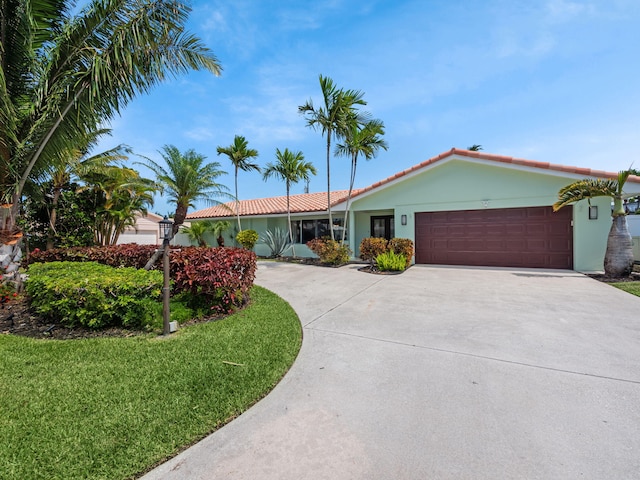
xmin=306 ymin=237 xmax=351 ymax=265
xmin=236 ymin=229 xmax=259 ymax=250
xmin=26 ymin=262 xmax=162 ymax=329
xmin=388 ymin=238 xmax=414 ymax=269
xmin=375 ymin=251 xmax=407 ymax=272
xmin=359 ymin=237 xmax=389 ymax=264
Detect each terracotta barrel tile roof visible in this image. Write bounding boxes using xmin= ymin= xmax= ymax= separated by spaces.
xmin=187 ymin=190 xmax=354 ymax=219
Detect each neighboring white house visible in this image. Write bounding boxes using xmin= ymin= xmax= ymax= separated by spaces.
xmin=117 ymin=212 xmax=164 ymax=245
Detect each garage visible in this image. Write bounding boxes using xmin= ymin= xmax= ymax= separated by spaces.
xmin=414 ymin=206 xmax=573 ymax=269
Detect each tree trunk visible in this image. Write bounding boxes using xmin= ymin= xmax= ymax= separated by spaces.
xmin=46 ymin=187 xmax=62 ymax=250
xmin=286 ymin=184 xmax=295 ymax=257
xmin=326 ymin=133 xmax=334 ymax=241
xmin=603 ymin=215 xmax=634 ymax=277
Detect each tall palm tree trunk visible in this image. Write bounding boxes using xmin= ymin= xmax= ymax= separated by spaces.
xmin=604 ymin=215 xmax=634 ymax=277
xmin=286 ymin=183 xmax=295 ymax=257
xmin=326 ymin=135 xmax=334 ymax=241
xmin=235 ymin=167 xmax=241 ymax=231
xmin=341 ymin=154 xmax=358 ymax=245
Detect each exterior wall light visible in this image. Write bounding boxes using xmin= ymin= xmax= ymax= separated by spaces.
xmin=588 ymin=206 xmax=598 ymax=220
xmin=401 ymin=214 xmax=407 ymax=225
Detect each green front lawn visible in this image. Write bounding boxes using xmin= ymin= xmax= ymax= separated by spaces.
xmin=610 ymin=281 xmax=640 ymax=297
xmin=0 ymin=286 xmax=301 ymax=480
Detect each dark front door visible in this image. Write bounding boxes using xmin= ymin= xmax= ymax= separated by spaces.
xmin=371 ymin=215 xmax=394 ymax=240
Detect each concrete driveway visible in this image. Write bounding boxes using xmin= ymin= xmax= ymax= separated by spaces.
xmin=143 ymin=262 xmax=640 ymax=480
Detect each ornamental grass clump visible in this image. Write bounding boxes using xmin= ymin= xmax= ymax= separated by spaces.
xmin=375 ymin=251 xmax=407 ymax=272
xmin=26 ymin=261 xmax=162 ymax=329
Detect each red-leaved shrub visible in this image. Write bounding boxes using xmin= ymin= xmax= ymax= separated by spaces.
xmin=28 ymin=244 xmax=159 ymax=269
xmin=170 ymin=247 xmax=257 ymax=314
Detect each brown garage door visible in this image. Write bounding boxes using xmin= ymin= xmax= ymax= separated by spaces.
xmin=415 ymin=206 xmax=573 ymax=269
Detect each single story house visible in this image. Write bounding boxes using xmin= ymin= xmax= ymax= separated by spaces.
xmin=186 ymin=148 xmax=640 ymax=272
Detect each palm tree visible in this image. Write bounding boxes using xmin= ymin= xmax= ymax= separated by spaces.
xmin=140 ymin=145 xmax=229 ymax=236
xmin=335 ymin=118 xmax=388 ymax=244
xmin=467 ymin=144 xmax=483 ymax=151
xmin=0 ymin=0 xmax=221 ymax=231
xmin=181 ymin=221 xmax=215 ymax=247
xmin=216 ymin=135 xmax=260 ymax=231
xmin=263 ymin=149 xmax=317 ymax=256
xmin=38 ymin=130 xmax=131 ymax=249
xmin=213 ymin=220 xmax=231 ymax=247
xmin=87 ymin=166 xmax=156 ymax=246
xmin=553 ymin=170 xmax=634 ymax=277
xmin=299 ymin=75 xmax=367 ymax=240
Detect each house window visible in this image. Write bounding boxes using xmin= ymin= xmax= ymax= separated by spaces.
xmin=371 ymin=215 xmax=394 ymax=240
xmin=291 ymin=218 xmax=345 ymax=243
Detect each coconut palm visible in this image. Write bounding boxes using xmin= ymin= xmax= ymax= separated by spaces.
xmin=299 ymin=75 xmax=367 ymax=240
xmin=335 ymin=118 xmax=388 ymax=244
xmin=263 ymin=149 xmax=317 ymax=257
xmin=140 ymin=145 xmax=229 ymax=236
xmin=553 ymin=170 xmax=634 ymax=277
xmin=216 ymin=135 xmax=260 ymax=231
xmin=0 ymin=0 xmax=221 ymax=231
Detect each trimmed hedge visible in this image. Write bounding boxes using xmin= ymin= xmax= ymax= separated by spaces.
xmin=26 ymin=262 xmax=162 ymax=329
xmin=28 ymin=244 xmax=159 ymax=269
xmin=28 ymin=244 xmax=258 ymax=315
xmin=170 ymin=247 xmax=257 ymax=314
xmin=236 ymin=230 xmax=259 ymax=250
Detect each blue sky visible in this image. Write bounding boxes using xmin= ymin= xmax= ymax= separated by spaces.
xmin=98 ymin=0 xmax=640 ymax=215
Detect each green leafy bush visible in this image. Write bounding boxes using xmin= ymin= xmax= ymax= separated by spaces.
xmin=388 ymin=238 xmax=414 ymax=269
xmin=236 ymin=229 xmax=259 ymax=250
xmin=375 ymin=251 xmax=407 ymax=272
xmin=26 ymin=262 xmax=162 ymax=329
xmin=359 ymin=237 xmax=389 ymax=264
xmin=306 ymin=237 xmax=351 ymax=265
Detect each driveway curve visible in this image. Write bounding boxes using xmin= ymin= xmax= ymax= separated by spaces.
xmin=143 ymin=262 xmax=640 ymax=480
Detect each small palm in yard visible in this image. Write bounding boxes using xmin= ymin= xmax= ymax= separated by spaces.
xmin=554 ymin=170 xmax=635 ymax=277
xmin=181 ymin=220 xmax=215 ymax=246
xmin=263 ymin=149 xmax=317 ymax=257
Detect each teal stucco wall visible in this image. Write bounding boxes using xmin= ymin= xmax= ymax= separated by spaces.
xmin=347 ymin=158 xmax=613 ymax=271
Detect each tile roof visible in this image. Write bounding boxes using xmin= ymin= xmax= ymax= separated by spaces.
xmin=187 ymin=148 xmax=640 ymax=219
xmin=348 ymin=148 xmax=640 ymax=200
xmin=187 ymin=190 xmax=356 ymax=219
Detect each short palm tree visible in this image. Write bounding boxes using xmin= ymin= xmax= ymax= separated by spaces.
xmin=181 ymin=221 xmax=215 ymax=247
xmin=553 ymin=170 xmax=634 ymax=277
xmin=335 ymin=118 xmax=388 ymax=244
xmin=263 ymin=149 xmax=317 ymax=256
xmin=216 ymin=135 xmax=260 ymax=231
xmin=299 ymin=75 xmax=367 ymax=240
xmin=140 ymin=145 xmax=229 ymax=236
